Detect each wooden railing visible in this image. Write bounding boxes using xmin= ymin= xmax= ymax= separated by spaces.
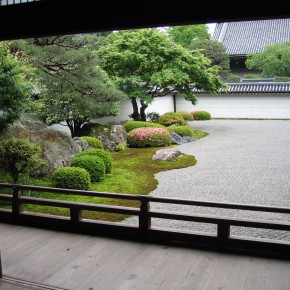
xmin=0 ymin=182 xmax=290 ymax=259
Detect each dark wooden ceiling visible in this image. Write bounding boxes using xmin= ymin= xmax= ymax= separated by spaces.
xmin=1 ymin=1 xmax=290 ymax=40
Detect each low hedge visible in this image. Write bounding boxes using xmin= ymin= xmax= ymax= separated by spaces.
xmin=167 ymin=125 xmax=195 ymax=137
xmin=51 ymin=166 xmax=91 ymax=190
xmin=70 ymin=155 xmax=105 ymax=182
xmin=76 ymin=148 xmax=113 ymax=174
xmin=80 ymin=136 xmax=104 ymax=149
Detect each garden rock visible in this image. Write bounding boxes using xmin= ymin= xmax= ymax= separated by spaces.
xmin=73 ymin=137 xmax=91 ymax=151
xmin=2 ymin=123 xmax=84 ymax=175
xmin=152 ymin=148 xmax=184 ymax=161
xmin=169 ymin=131 xmax=197 ymax=144
xmin=79 ymin=123 xmax=127 ymax=151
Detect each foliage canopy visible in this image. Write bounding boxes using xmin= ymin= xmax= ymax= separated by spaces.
xmin=97 ymin=28 xmax=225 ymax=121
xmin=12 ymin=34 xmax=126 ymax=137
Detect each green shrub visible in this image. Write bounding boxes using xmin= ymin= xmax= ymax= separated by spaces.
xmin=0 ymin=137 xmax=47 ymax=183
xmin=191 ymin=111 xmax=211 ymax=120
xmin=178 ymin=111 xmax=194 ymax=121
xmin=158 ymin=112 xmax=187 ymax=126
xmin=80 ymin=136 xmax=104 ymax=149
xmin=70 ymin=155 xmax=105 ymax=182
xmin=124 ymin=120 xmax=165 ymax=132
xmin=127 ymin=127 xmax=172 ymax=148
xmin=76 ymin=148 xmax=113 ymax=174
xmin=146 ymin=112 xmax=160 ymax=123
xmin=51 ymin=166 xmax=91 ymax=190
xmin=167 ymin=125 xmax=194 ymax=137
xmin=115 ymin=142 xmax=127 ymax=152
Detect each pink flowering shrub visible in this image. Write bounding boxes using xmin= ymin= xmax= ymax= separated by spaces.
xmin=127 ymin=127 xmax=172 ymax=148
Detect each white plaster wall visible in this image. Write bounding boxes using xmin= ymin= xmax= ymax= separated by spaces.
xmin=61 ymin=93 xmax=290 ymax=128
xmin=93 ymin=95 xmax=175 ymax=124
xmin=175 ymin=93 xmax=290 ymax=119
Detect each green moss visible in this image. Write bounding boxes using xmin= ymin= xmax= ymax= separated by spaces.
xmin=0 ymin=143 xmax=200 ymax=222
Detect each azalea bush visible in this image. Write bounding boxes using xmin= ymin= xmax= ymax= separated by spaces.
xmin=124 ymin=120 xmax=165 ymax=132
xmin=178 ymin=111 xmax=194 ymax=121
xmin=127 ymin=127 xmax=172 ymax=148
xmin=158 ymin=112 xmax=187 ymax=126
xmin=191 ymin=110 xmax=211 ymax=120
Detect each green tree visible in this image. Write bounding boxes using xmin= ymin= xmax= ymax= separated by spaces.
xmin=13 ymin=34 xmax=126 ymax=137
xmin=166 ymin=24 xmax=210 ymax=48
xmin=189 ymin=39 xmax=231 ymax=80
xmin=97 ymin=28 xmax=225 ymax=121
xmin=245 ymin=41 xmax=290 ymax=77
xmin=0 ymin=42 xmax=38 ymax=131
xmin=0 ymin=138 xmax=47 ymax=183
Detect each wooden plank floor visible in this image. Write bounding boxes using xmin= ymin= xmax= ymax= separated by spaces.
xmin=1 ymin=223 xmax=290 ymax=290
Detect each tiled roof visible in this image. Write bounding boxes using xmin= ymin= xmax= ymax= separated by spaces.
xmin=192 ymin=82 xmax=290 ymax=94
xmin=211 ymin=19 xmax=290 ymax=56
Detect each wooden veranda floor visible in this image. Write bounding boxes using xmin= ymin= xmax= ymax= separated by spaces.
xmin=1 ymin=223 xmax=290 ymax=290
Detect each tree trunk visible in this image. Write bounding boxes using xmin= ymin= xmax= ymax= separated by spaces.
xmin=140 ymin=99 xmax=148 ymax=121
xmin=66 ymin=119 xmax=75 ymax=137
xmin=130 ymin=97 xmax=141 ymax=121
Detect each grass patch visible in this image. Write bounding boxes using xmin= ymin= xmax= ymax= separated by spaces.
xmin=0 ymin=141 xmax=201 ymax=222
xmin=192 ymin=130 xmax=208 ymax=139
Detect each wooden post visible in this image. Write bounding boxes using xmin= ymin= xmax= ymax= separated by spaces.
xmin=12 ymin=185 xmax=24 ymax=216
xmin=217 ymin=223 xmax=230 ymax=244
xmin=70 ymin=208 xmax=82 ymax=224
xmin=139 ymin=198 xmax=151 ymax=231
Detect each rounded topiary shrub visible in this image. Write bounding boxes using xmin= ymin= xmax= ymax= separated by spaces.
xmin=124 ymin=120 xmax=165 ymax=133
xmin=127 ymin=127 xmax=172 ymax=148
xmin=80 ymin=136 xmax=104 ymax=149
xmin=51 ymin=166 xmax=91 ymax=190
xmin=167 ymin=125 xmax=194 ymax=137
xmin=158 ymin=112 xmax=187 ymax=127
xmin=178 ymin=111 xmax=194 ymax=121
xmin=76 ymin=148 xmax=113 ymax=174
xmin=191 ymin=110 xmax=211 ymax=120
xmin=70 ymin=155 xmax=105 ymax=182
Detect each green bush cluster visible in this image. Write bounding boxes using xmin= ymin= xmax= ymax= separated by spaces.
xmin=191 ymin=111 xmax=211 ymax=120
xmin=166 ymin=125 xmax=194 ymax=137
xmin=158 ymin=112 xmax=187 ymax=126
xmin=80 ymin=136 xmax=104 ymax=149
xmin=51 ymin=166 xmax=91 ymax=190
xmin=0 ymin=137 xmax=47 ymax=183
xmin=124 ymin=120 xmax=165 ymax=132
xmin=127 ymin=127 xmax=172 ymax=148
xmin=178 ymin=111 xmax=194 ymax=121
xmin=70 ymin=155 xmax=105 ymax=182
xmin=76 ymin=148 xmax=113 ymax=174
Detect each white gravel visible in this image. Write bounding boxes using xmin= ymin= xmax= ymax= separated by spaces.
xmin=123 ymin=120 xmax=290 ymax=241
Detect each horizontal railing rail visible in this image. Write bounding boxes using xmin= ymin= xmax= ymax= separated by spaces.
xmin=0 ymin=182 xmax=290 ymax=258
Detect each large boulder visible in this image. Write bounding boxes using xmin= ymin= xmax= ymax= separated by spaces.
xmin=169 ymin=131 xmax=197 ymax=145
xmin=1 ymin=122 xmax=87 ymax=175
xmin=152 ymin=148 xmax=184 ymax=161
xmin=79 ymin=123 xmax=127 ymax=151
